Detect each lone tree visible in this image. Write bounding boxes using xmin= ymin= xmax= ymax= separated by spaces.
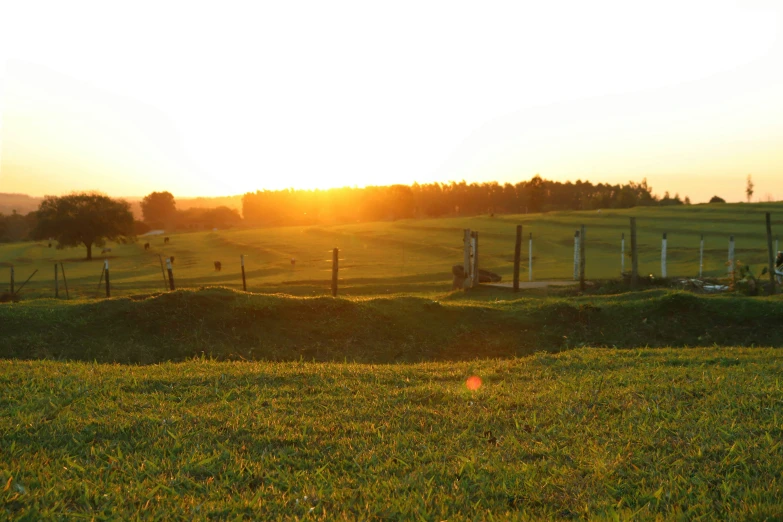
xmin=746 ymin=174 xmax=754 ymax=203
xmin=709 ymin=195 xmax=726 ymax=203
xmin=32 ymin=193 xmax=135 ymax=260
xmin=140 ymin=191 xmax=176 ymax=226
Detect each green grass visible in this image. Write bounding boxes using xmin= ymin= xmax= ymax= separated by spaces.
xmin=2 ymin=201 xmax=783 ymax=299
xmin=2 ymin=287 xmax=783 ymax=364
xmin=2 ymin=348 xmax=782 ymax=520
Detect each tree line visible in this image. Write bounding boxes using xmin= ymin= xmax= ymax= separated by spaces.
xmin=241 ymin=176 xmax=687 ymax=225
xmin=0 ymin=191 xmax=241 ymax=259
xmin=0 ymin=177 xmax=723 ymax=258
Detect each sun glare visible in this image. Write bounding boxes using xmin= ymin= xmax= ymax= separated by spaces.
xmin=1 ymin=1 xmax=782 ymax=202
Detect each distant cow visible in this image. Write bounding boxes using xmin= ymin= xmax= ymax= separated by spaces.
xmin=214 ymin=261 xmax=222 ymax=272
xmin=101 ymin=248 xmax=112 ymax=254
xmin=164 ymin=237 xmax=170 ymax=244
xmin=144 ymin=242 xmax=150 ymax=250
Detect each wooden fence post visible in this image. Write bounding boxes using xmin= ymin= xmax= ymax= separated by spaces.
xmin=60 ymin=263 xmax=70 ymax=299
xmin=104 ymin=259 xmax=111 ymax=298
xmin=471 ymin=231 xmax=479 ymax=287
xmin=661 ymin=233 xmax=667 ymax=278
xmin=699 ymin=234 xmax=704 ymax=278
xmin=241 ymin=254 xmax=247 ymax=291
xmin=766 ymin=213 xmax=776 ymax=294
xmin=54 ymin=263 xmax=59 ymax=298
xmin=728 ymin=235 xmax=735 ymax=283
xmin=166 ymin=257 xmax=175 ymax=291
xmin=157 ymin=255 xmax=168 ymax=292
xmin=528 ymin=233 xmax=533 ymax=282
xmin=331 ymin=248 xmax=338 ymax=297
xmin=579 ymin=225 xmax=586 ymax=291
xmin=513 ymin=225 xmax=522 ymax=292
xmin=630 ymin=218 xmax=638 ymax=289
xmin=621 ymin=233 xmax=625 ymax=276
xmin=573 ymin=231 xmax=580 ymax=281
xmin=463 ymin=229 xmax=472 ymax=289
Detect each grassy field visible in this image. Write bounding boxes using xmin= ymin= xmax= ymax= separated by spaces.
xmin=2 ymin=287 xmax=783 ymax=364
xmin=2 ymin=348 xmax=782 ymax=520
xmin=2 ymin=201 xmax=783 ymax=299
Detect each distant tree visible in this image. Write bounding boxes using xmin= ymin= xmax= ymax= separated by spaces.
xmin=140 ymin=191 xmax=177 ymax=225
xmin=746 ymin=174 xmax=754 ymax=203
xmin=526 ymin=175 xmax=545 ymax=213
xmin=0 ymin=210 xmax=38 ymax=243
xmin=32 ymin=193 xmax=134 ymax=260
xmin=684 ymin=196 xmax=691 ymax=205
xmin=709 ymin=195 xmax=726 ymax=203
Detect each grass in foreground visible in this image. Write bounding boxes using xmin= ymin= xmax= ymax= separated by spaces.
xmin=2 ymin=348 xmax=782 ymax=520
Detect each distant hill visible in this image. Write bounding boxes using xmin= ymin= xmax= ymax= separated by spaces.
xmin=0 ymin=193 xmax=43 ymax=215
xmin=0 ymin=193 xmax=243 ymax=219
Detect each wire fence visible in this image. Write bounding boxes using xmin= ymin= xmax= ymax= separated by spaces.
xmin=2 ymin=215 xmax=782 ymax=300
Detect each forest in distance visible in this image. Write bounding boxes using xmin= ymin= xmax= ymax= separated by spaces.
xmin=0 ymin=175 xmax=718 ymax=243
xmin=240 ymin=176 xmax=690 ymax=225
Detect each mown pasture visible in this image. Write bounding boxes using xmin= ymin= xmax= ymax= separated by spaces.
xmin=2 ymin=348 xmax=782 ymax=520
xmin=1 ymin=202 xmax=782 ymax=299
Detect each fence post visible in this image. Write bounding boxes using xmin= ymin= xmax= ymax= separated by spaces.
xmin=766 ymin=213 xmax=776 ymax=294
xmin=166 ymin=257 xmax=175 ymax=291
xmin=10 ymin=265 xmax=14 ymax=295
xmin=699 ymin=234 xmax=704 ymax=278
xmin=661 ymin=232 xmax=667 ymax=278
xmin=621 ymin=233 xmax=625 ymax=275
xmin=630 ymin=218 xmax=638 ymax=289
xmin=471 ymin=231 xmax=479 ymax=287
xmin=104 ymin=259 xmax=111 ymax=298
xmin=240 ymin=255 xmax=247 ymax=291
xmin=513 ymin=225 xmax=522 ymax=292
xmin=157 ymin=255 xmax=168 ymax=292
xmin=728 ymin=235 xmax=735 ymax=283
xmin=463 ymin=229 xmax=472 ymax=289
xmin=579 ymin=225 xmax=586 ymax=291
xmin=54 ymin=263 xmax=59 ymax=298
xmin=528 ymin=233 xmax=533 ymax=282
xmin=573 ymin=231 xmax=580 ymax=281
xmin=331 ymin=247 xmax=338 ymax=297
xmin=60 ymin=263 xmax=70 ymax=299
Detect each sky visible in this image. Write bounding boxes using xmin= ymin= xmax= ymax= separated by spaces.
xmin=0 ymin=0 xmax=781 ymax=203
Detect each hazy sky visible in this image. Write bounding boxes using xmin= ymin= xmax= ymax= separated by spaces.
xmin=1 ymin=0 xmax=781 ymax=203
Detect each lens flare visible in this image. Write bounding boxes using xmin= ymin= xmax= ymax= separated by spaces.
xmin=466 ymin=375 xmax=482 ymax=391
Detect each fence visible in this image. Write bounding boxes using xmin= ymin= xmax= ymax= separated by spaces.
xmin=1 ymin=213 xmax=781 ymax=300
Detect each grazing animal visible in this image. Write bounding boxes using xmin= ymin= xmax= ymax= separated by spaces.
xmin=214 ymin=261 xmax=222 ymax=271
xmin=144 ymin=242 xmax=150 ymax=250
xmin=101 ymin=248 xmax=112 ymax=254
xmin=164 ymin=237 xmax=170 ymax=244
